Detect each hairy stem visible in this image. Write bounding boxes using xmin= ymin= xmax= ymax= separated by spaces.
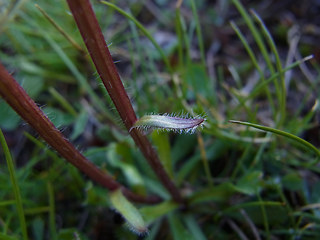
xmin=66 ymin=0 xmax=183 ymax=203
xmin=0 ymin=63 xmax=159 ymax=204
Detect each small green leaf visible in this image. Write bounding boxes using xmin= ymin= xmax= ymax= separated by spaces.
xmin=140 ymin=200 xmax=178 ymax=224
xmin=0 ymin=100 xmax=21 ymax=130
xmin=189 ymin=183 xmax=236 ymax=204
xmin=151 ymin=131 xmax=173 ymax=178
xmin=282 ymin=173 xmax=303 ymax=191
xmin=70 ymin=110 xmax=88 ymax=140
xmin=43 ymin=107 xmax=74 ymax=128
xmin=184 ymin=215 xmax=207 ymax=240
xmin=20 ymin=75 xmax=44 ymax=98
xmin=110 ymin=189 xmax=148 ymax=235
xmin=234 ymin=171 xmax=262 ymax=195
xmin=131 ymin=113 xmax=205 ymax=134
xmin=106 ymin=143 xmax=145 ymax=192
xmin=57 ymin=228 xmax=82 ymax=240
xmin=32 ymin=217 xmax=44 ymax=240
xmin=183 ymin=64 xmax=213 ymax=102
xmin=168 ymin=214 xmax=195 ymax=240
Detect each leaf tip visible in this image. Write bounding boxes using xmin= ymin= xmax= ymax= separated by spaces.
xmin=110 ymin=189 xmax=148 ymax=236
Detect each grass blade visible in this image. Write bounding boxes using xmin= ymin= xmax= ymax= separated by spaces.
xmin=35 ymin=4 xmax=84 ymax=53
xmin=196 ymin=133 xmax=213 ymax=186
xmin=251 ymin=10 xmax=286 ymax=127
xmin=151 ymin=131 xmax=174 ymax=179
xmin=168 ymin=213 xmax=194 ymax=240
xmin=230 ymin=21 xmax=263 ymax=78
xmin=0 ymin=129 xmax=28 ymax=240
xmin=47 ymin=182 xmax=57 ymax=240
xmin=48 ymin=87 xmax=77 ymax=117
xmin=183 ymin=215 xmax=206 ymax=240
xmin=175 ymin=6 xmax=185 ymax=68
xmin=232 ymin=0 xmax=281 ymax=118
xmin=101 ymin=1 xmax=172 ymax=73
xmin=230 ymin=21 xmax=274 ymax=113
xmin=190 ymin=0 xmax=205 ymax=65
xmin=229 ymin=120 xmax=320 ymax=159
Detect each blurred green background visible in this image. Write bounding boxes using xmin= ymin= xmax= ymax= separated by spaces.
xmin=0 ymin=0 xmax=320 ymax=239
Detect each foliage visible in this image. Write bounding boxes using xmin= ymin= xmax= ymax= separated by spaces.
xmin=0 ymin=0 xmax=320 ymax=239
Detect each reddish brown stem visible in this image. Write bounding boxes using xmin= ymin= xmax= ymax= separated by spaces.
xmin=66 ymin=0 xmax=183 ymax=203
xmin=0 ymin=63 xmax=160 ymax=204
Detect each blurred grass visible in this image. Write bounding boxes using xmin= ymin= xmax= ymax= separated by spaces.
xmin=1 ymin=0 xmax=320 ymax=239
xmin=0 ymin=129 xmax=28 ymax=240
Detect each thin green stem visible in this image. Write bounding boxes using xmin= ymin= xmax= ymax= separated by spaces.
xmin=249 ymin=132 xmax=272 ymax=170
xmin=35 ymin=4 xmax=85 ymax=53
xmin=257 ymin=191 xmax=270 ymax=240
xmin=230 ymin=120 xmax=320 ymax=159
xmin=231 ymin=143 xmax=252 ymax=179
xmin=190 ymin=0 xmax=205 ymax=65
xmin=222 ymin=201 xmax=284 ymax=214
xmin=232 ymin=0 xmax=280 ymax=117
xmin=234 ymin=56 xmax=313 ymax=114
xmin=48 ymin=87 xmax=77 ymax=117
xmin=230 ymin=21 xmax=274 ymax=114
xmin=230 ymin=21 xmax=263 ymax=78
xmin=175 ymin=7 xmax=184 ymax=69
xmin=197 ymin=133 xmax=213 ymax=186
xmin=47 ymin=182 xmax=57 ymax=240
xmin=0 ymin=129 xmax=28 ymax=240
xmin=274 ymin=184 xmax=296 ymax=229
xmin=251 ymin=10 xmax=286 ymax=127
xmin=0 ymin=0 xmax=24 ymax=33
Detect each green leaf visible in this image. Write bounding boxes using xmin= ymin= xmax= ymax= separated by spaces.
xmin=110 ymin=189 xmax=148 ymax=235
xmin=310 ymin=182 xmax=320 ymax=203
xmin=20 ymin=75 xmax=44 ymax=98
xmin=234 ymin=171 xmax=262 ymax=195
xmin=106 ymin=143 xmax=145 ymax=192
xmin=282 ymin=173 xmax=303 ymax=191
xmin=189 ymin=183 xmax=236 ymax=205
xmin=140 ymin=200 xmax=178 ymax=224
xmin=183 ymin=64 xmax=213 ymax=101
xmin=57 ymin=229 xmax=82 ymax=240
xmin=168 ymin=214 xmax=195 ymax=240
xmin=0 ymin=100 xmax=21 ymax=130
xmin=70 ymin=109 xmax=88 ymax=140
xmin=172 ymin=134 xmax=197 ymax=162
xmin=32 ymin=217 xmax=44 ymax=240
xmin=151 ymin=131 xmax=173 ymax=178
xmin=183 ymin=215 xmax=207 ymax=240
xmin=43 ymin=107 xmax=74 ymax=128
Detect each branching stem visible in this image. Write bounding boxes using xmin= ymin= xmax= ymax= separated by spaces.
xmin=66 ymin=0 xmax=183 ymax=203
xmin=0 ymin=63 xmax=159 ymax=204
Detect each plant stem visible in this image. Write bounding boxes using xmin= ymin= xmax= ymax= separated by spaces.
xmin=0 ymin=63 xmax=159 ymax=204
xmin=0 ymin=129 xmax=28 ymax=240
xmin=66 ymin=0 xmax=183 ymax=204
